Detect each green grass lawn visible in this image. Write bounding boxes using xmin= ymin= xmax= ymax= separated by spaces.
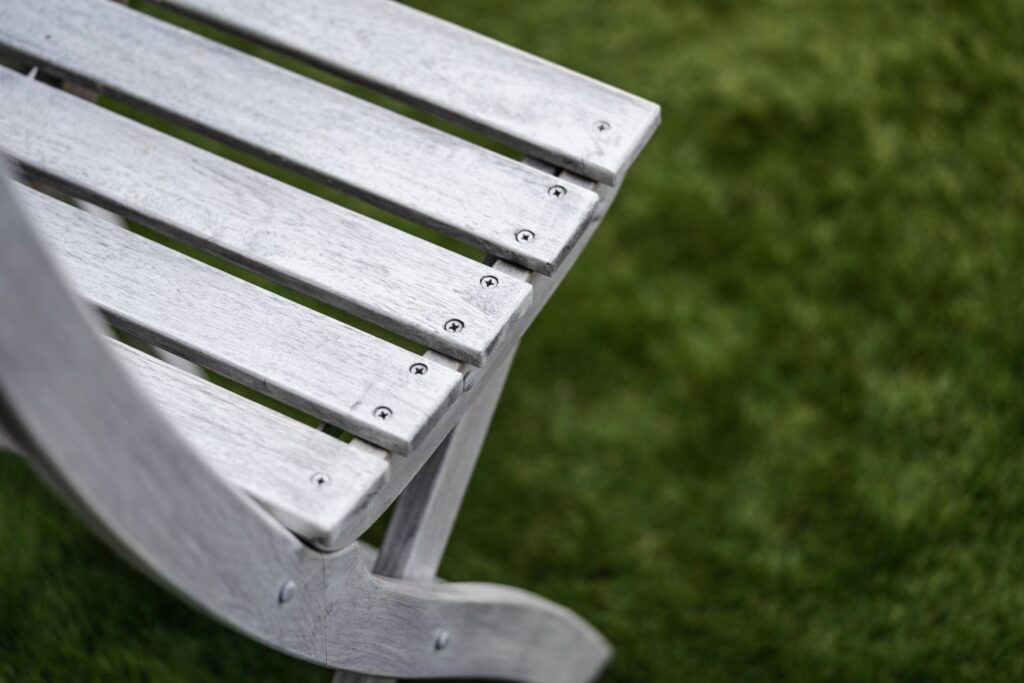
xmin=3 ymin=0 xmax=1024 ymax=680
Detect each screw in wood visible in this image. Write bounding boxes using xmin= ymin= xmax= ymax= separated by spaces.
xmin=480 ymin=275 xmax=499 ymax=288
xmin=515 ymin=230 xmax=535 ymax=243
xmin=444 ymin=318 xmax=465 ymax=333
xmin=278 ymin=580 xmax=297 ymax=604
xmin=409 ymin=362 xmax=428 ymax=375
xmin=373 ymin=406 xmax=393 ymax=420
xmin=434 ymin=629 xmax=451 ymax=651
xmin=595 ymin=120 xmax=611 ymax=133
xmin=548 ymin=184 xmax=567 ymax=198
xmin=311 ymin=472 xmax=330 ymax=486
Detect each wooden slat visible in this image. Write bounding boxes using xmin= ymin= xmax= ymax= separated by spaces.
xmin=0 ymin=0 xmax=600 ymax=274
xmin=16 ymin=185 xmax=463 ymax=454
xmin=0 ymin=67 xmax=531 ymax=366
xmin=156 ymin=0 xmax=662 ymax=185
xmin=113 ymin=342 xmax=388 ymax=547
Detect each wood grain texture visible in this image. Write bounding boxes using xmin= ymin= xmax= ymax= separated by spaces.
xmin=17 ymin=185 xmax=463 ymax=454
xmin=324 ymin=162 xmax=619 ymax=544
xmin=333 ymin=348 xmax=518 ymax=683
xmin=374 ymin=347 xmax=517 ymax=582
xmin=0 ymin=67 xmax=532 ymax=365
xmin=152 ymin=0 xmax=661 ymax=185
xmin=312 ymin=165 xmax=615 ymax=546
xmin=464 ymin=163 xmax=618 ymax=389
xmin=1 ymin=178 xmax=610 ymax=680
xmin=326 ymin=162 xmax=622 ymax=680
xmin=323 ymin=553 xmax=611 ymax=682
xmin=113 ymin=342 xmax=389 ymax=548
xmin=0 ymin=0 xmax=600 ymax=274
xmin=0 ymin=167 xmax=330 ymax=664
xmin=0 ymin=0 xmax=647 ymax=667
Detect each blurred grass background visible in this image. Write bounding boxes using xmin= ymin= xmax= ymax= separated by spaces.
xmin=3 ymin=0 xmax=1024 ymax=680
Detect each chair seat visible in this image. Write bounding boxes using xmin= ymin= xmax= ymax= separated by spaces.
xmin=0 ymin=0 xmax=658 ymax=550
xmin=0 ymin=0 xmax=601 ymax=274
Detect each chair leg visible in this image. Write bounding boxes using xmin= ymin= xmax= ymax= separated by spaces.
xmin=323 ymin=543 xmax=611 ymax=683
xmin=332 ymin=163 xmax=621 ymax=682
xmin=333 ymin=347 xmax=518 ymax=682
xmin=375 ymin=345 xmax=518 ymax=581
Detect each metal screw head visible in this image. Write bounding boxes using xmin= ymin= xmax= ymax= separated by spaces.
xmin=480 ymin=275 xmax=499 ymax=288
xmin=434 ymin=629 xmax=451 ymax=651
xmin=278 ymin=580 xmax=297 ymax=604
xmin=409 ymin=362 xmax=428 ymax=376
xmin=444 ymin=318 xmax=465 ymax=333
xmin=548 ymin=184 xmax=567 ymax=198
xmin=515 ymin=230 xmax=535 ymax=243
xmin=373 ymin=406 xmax=393 ymax=420
xmin=595 ymin=120 xmax=611 ymax=133
xmin=311 ymin=472 xmax=330 ymax=486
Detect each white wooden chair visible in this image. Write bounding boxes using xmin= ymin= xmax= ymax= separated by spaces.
xmin=0 ymin=1 xmax=659 ymax=680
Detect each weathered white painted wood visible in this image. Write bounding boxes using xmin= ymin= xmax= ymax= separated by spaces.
xmin=333 ymin=348 xmax=518 ymax=683
xmin=16 ymin=185 xmax=463 ymax=454
xmin=0 ymin=0 xmax=655 ymax=669
xmin=330 ymin=162 xmax=623 ymax=681
xmin=112 ymin=342 xmax=389 ymax=548
xmin=72 ymin=197 xmax=208 ymax=378
xmin=313 ymin=174 xmax=611 ymax=545
xmin=330 ymin=167 xmax=584 ymax=646
xmin=2 ymin=172 xmax=611 ymax=681
xmin=375 ymin=347 xmax=517 ymax=581
xmin=155 ymin=0 xmax=661 ymax=185
xmin=465 ymin=164 xmax=616 ymax=388
xmin=0 ymin=67 xmax=532 ymax=365
xmin=0 ymin=166 xmax=329 ymax=663
xmin=323 ymin=550 xmax=611 ymax=681
xmin=0 ymin=0 xmax=600 ymax=274
xmin=325 ymin=163 xmax=617 ymax=545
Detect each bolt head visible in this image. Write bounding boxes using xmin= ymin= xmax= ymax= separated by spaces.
xmin=278 ymin=580 xmax=297 ymax=604
xmin=434 ymin=629 xmax=451 ymax=651
xmin=548 ymin=184 xmax=567 ymax=198
xmin=311 ymin=472 xmax=330 ymax=486
xmin=444 ymin=318 xmax=465 ymax=333
xmin=373 ymin=406 xmax=393 ymax=420
xmin=595 ymin=120 xmax=611 ymax=133
xmin=409 ymin=362 xmax=428 ymax=375
xmin=480 ymin=275 xmax=499 ymax=288
xmin=515 ymin=230 xmax=535 ymax=243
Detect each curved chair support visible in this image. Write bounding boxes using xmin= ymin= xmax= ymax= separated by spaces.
xmin=0 ymin=168 xmax=325 ymax=659
xmin=0 ymin=171 xmax=609 ymax=682
xmin=324 ymin=549 xmax=609 ymax=681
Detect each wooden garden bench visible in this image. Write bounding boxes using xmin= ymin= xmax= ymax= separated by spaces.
xmin=0 ymin=0 xmax=659 ymax=680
